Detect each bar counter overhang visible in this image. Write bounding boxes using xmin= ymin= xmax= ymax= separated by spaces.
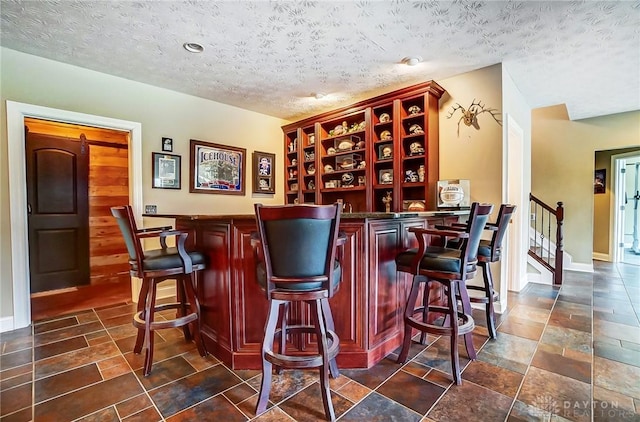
xmin=147 ymin=210 xmax=468 ymax=370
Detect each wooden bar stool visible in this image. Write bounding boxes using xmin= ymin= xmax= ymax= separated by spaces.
xmin=395 ymin=202 xmax=493 ymax=384
xmin=111 ymin=205 xmax=206 ymax=376
xmin=444 ymin=204 xmax=516 ymax=339
xmin=465 ymin=204 xmax=516 ymax=339
xmin=253 ymin=203 xmax=343 ymax=421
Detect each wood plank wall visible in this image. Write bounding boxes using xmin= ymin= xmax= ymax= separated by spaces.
xmin=24 ymin=118 xmax=131 ymax=286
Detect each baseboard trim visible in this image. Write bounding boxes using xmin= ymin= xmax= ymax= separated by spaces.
xmin=565 ymin=262 xmax=594 ymax=273
xmin=526 ymin=274 xmax=552 ymax=286
xmin=130 ymin=277 xmax=176 ymax=304
xmin=592 ymin=252 xmax=610 ymax=262
xmin=0 ymin=316 xmax=15 ymax=333
xmin=156 ymin=283 xmax=176 ymax=300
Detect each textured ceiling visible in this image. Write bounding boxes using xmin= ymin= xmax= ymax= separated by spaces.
xmin=1 ymin=1 xmax=639 ymax=121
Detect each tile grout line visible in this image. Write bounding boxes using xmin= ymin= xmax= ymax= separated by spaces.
xmin=501 ymin=281 xmax=563 ymax=421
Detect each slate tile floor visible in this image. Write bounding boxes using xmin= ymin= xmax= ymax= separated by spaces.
xmin=2 ymin=261 xmax=639 ymax=421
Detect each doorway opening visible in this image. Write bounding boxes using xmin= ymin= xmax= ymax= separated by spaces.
xmin=6 ymin=101 xmax=143 ymax=330
xmin=612 ymin=152 xmax=640 ymax=265
xmin=24 ymin=118 xmax=133 ymax=320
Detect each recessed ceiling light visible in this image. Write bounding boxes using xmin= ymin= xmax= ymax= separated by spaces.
xmin=401 ymin=56 xmax=422 ymax=66
xmin=183 ymin=42 xmax=204 ymax=53
xmin=313 ymin=92 xmax=326 ymax=99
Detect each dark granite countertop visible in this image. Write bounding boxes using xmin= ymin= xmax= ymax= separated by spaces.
xmin=143 ymin=210 xmax=469 ymax=220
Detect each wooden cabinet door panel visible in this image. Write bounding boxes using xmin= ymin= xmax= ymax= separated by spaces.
xmin=198 ymin=226 xmax=233 ymax=352
xmin=367 ymin=221 xmax=402 ymax=348
xmin=328 ymin=222 xmax=366 ymax=351
xmin=232 ymin=222 xmax=269 ymax=352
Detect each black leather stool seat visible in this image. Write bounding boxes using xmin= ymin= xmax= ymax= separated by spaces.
xmin=396 ymin=247 xmax=476 ymax=273
xmin=135 ymin=249 xmax=206 ymax=272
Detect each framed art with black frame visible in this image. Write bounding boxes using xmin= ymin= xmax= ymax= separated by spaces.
xmin=189 ymin=139 xmax=246 ymax=195
xmin=152 ymin=152 xmax=181 ymax=189
xmin=161 ymin=137 xmax=173 ymax=152
xmin=252 ymin=151 xmax=276 ymax=194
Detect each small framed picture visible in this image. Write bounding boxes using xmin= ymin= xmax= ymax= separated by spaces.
xmin=252 ymin=151 xmax=276 ymax=194
xmin=152 ymin=152 xmax=181 ymax=189
xmin=594 ymin=169 xmax=606 ymax=194
xmin=162 ymin=137 xmax=173 ymax=152
xmin=379 ymin=169 xmax=393 ymax=185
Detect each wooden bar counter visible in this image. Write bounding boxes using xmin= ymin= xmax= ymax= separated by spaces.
xmin=150 ymin=211 xmax=466 ymax=370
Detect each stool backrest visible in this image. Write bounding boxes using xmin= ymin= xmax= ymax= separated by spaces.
xmin=461 ymin=202 xmax=494 ymax=271
xmin=254 ymin=203 xmax=342 ymax=296
xmin=111 ymin=205 xmax=144 ymax=276
xmin=489 ymin=204 xmax=517 ymax=261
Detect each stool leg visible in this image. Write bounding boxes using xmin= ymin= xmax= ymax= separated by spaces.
xmin=256 ymin=299 xmax=280 ymax=416
xmin=320 ymin=298 xmax=340 ymax=378
xmin=398 ymin=275 xmax=425 ymax=364
xmin=183 ymin=273 xmax=206 ymax=357
xmin=457 ymin=282 xmax=477 ymax=360
xmin=177 ymin=278 xmax=192 ymax=342
xmin=143 ymin=280 xmax=158 ymax=377
xmin=446 ymin=282 xmax=462 ymax=385
xmin=274 ymin=302 xmax=288 ymax=375
xmin=134 ymin=279 xmax=150 ymax=355
xmin=419 ymin=282 xmax=429 ymax=345
xmin=310 ymin=299 xmax=336 ymax=421
xmin=481 ymin=262 xmax=498 ymax=339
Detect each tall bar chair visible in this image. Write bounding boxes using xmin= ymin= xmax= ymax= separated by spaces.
xmin=395 ymin=202 xmax=493 ymax=384
xmin=253 ymin=203 xmax=343 ymax=421
xmin=443 ymin=204 xmax=516 ymax=338
xmin=111 ymin=205 xmax=206 ymax=376
xmin=449 ymin=204 xmax=516 ymax=339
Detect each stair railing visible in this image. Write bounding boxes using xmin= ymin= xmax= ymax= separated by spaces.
xmin=529 ymin=193 xmax=564 ymax=285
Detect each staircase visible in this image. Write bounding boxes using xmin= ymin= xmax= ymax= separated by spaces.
xmin=528 ymin=193 xmax=564 ymax=285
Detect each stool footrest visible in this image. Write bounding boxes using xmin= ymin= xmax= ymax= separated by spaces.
xmin=133 ymin=302 xmax=198 ymax=331
xmin=463 ymin=285 xmax=499 ymax=303
xmin=406 ymin=306 xmax=474 ymax=336
xmin=265 ymin=329 xmax=339 ymax=370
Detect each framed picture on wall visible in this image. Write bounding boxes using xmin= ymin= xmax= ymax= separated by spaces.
xmin=252 ymin=151 xmax=276 ymax=194
xmin=189 ymin=139 xmax=246 ymax=195
xmin=152 ymin=152 xmax=181 ymax=189
xmin=161 ymin=137 xmax=173 ymax=152
xmin=594 ymin=169 xmax=606 ymax=194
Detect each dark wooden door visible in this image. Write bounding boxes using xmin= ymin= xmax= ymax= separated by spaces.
xmin=26 ymin=130 xmax=90 ymax=293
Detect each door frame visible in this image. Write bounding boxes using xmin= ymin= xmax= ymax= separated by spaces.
xmin=504 ymin=113 xmax=527 ymax=298
xmin=611 ymin=151 xmax=640 ymax=262
xmin=7 ymin=101 xmax=143 ymax=330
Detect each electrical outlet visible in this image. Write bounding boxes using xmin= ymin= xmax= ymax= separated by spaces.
xmin=530 ymin=213 xmax=536 ymax=221
xmin=145 ymin=205 xmax=158 ymax=214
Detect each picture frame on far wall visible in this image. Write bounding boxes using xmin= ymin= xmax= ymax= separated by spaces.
xmin=152 ymin=152 xmax=181 ymax=189
xmin=161 ymin=137 xmax=173 ymax=152
xmin=189 ymin=139 xmax=246 ymax=195
xmin=594 ymin=169 xmax=606 ymax=194
xmin=252 ymin=151 xmax=276 ymax=194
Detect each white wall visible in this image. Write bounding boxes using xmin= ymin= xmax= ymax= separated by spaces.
xmin=437 ymin=64 xmax=510 ymax=300
xmin=532 ymin=106 xmax=640 ymax=265
xmin=438 ymin=64 xmax=503 ymax=209
xmin=1 ymin=47 xmax=286 ymax=320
